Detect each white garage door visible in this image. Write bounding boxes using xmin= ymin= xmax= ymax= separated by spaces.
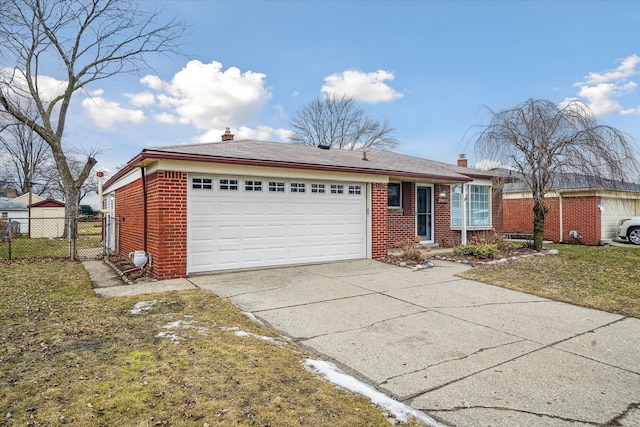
xmin=187 ymin=175 xmax=367 ymax=273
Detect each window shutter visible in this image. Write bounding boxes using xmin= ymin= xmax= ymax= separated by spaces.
xmin=402 ymin=182 xmax=412 ymax=216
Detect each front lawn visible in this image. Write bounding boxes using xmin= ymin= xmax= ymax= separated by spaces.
xmin=0 ymin=260 xmax=425 ymax=426
xmin=460 ymin=244 xmax=640 ymax=318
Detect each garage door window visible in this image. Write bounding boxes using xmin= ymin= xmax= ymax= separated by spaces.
xmin=192 ymin=177 xmax=213 ymax=190
xmin=349 ymin=185 xmax=361 ymax=195
xmin=245 ymin=180 xmax=262 ymax=191
xmin=220 ymin=179 xmax=238 ymax=190
xmin=331 ymin=184 xmax=344 ymax=194
xmin=268 ymin=181 xmax=285 ymax=192
xmin=311 ymin=183 xmax=325 ymax=193
xmin=291 ymin=182 xmax=306 ymax=193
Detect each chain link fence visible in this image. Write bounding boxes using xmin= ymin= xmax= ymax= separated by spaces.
xmin=0 ymin=216 xmax=111 ymax=261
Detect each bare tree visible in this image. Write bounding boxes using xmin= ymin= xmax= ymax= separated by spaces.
xmin=0 ymin=116 xmax=51 ymax=195
xmin=473 ymin=98 xmax=639 ymax=249
xmin=289 ymin=94 xmax=398 ymax=150
xmin=40 ymin=156 xmax=98 ymax=203
xmin=0 ymin=0 xmax=185 ymax=256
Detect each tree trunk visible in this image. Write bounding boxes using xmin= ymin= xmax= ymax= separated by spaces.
xmin=64 ymin=186 xmax=81 ymax=261
xmin=532 ymin=199 xmax=546 ymax=250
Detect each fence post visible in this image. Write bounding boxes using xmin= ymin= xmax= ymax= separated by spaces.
xmin=7 ymin=220 xmax=12 ymax=261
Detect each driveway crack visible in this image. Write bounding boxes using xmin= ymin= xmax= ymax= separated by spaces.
xmin=423 ymin=405 xmax=602 ymax=426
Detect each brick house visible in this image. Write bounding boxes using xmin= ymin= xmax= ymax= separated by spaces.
xmin=102 ymin=132 xmax=502 ymax=279
xmin=503 ymin=174 xmax=640 ymax=245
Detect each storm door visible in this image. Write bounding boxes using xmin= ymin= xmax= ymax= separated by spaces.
xmin=416 ymin=186 xmax=433 ymax=243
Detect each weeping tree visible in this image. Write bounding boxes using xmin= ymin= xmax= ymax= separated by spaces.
xmin=0 ymin=0 xmax=185 ymax=257
xmin=289 ymin=94 xmax=398 ymax=150
xmin=474 ymin=98 xmax=639 ymax=250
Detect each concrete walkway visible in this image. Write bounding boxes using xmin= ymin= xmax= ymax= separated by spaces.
xmin=84 ymin=259 xmax=640 ymax=426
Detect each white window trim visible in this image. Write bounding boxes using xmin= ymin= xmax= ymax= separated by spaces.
xmin=450 ymin=182 xmax=493 ymax=230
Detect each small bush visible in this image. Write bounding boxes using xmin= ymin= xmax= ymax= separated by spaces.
xmin=453 ymin=243 xmax=498 ymax=259
xmin=392 ymin=236 xmax=430 ymax=261
xmin=468 ymin=229 xmax=514 ymax=253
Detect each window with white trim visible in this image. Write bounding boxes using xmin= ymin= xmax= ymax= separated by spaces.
xmin=219 ymin=178 xmax=238 ymax=191
xmin=311 ymin=183 xmax=325 ymax=193
xmin=348 ymin=185 xmax=361 ymax=195
xmin=330 ymin=184 xmax=344 ymax=194
xmin=388 ymin=183 xmax=400 ymax=207
xmin=290 ymin=182 xmax=306 ymax=193
xmin=192 ymin=177 xmax=213 ymax=190
xmin=245 ymin=180 xmax=262 ymax=191
xmin=268 ymin=181 xmax=285 ymax=192
xmin=451 ymin=184 xmax=491 ymax=227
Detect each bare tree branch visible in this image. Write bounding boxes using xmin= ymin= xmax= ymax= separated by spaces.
xmin=473 ymin=98 xmax=639 ymax=249
xmin=289 ymin=94 xmax=398 ymax=150
xmin=0 ymin=0 xmax=186 ymax=255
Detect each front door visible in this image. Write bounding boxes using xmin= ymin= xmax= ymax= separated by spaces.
xmin=416 ymin=186 xmax=433 ymax=243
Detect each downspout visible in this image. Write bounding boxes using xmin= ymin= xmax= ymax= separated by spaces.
xmin=558 ymin=191 xmax=564 ymax=243
xmin=141 ymin=167 xmax=147 ymax=253
xmin=461 ymin=184 xmax=467 ymax=245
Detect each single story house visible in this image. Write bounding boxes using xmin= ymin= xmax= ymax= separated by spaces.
xmin=29 ymin=198 xmax=66 ymax=238
xmin=0 ymin=197 xmax=29 ymax=234
xmin=103 ymin=132 xmax=502 ymax=279
xmin=503 ymin=173 xmax=640 ymax=245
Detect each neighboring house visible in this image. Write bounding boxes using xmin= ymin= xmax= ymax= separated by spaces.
xmin=503 ymin=174 xmax=640 ymax=245
xmin=14 ymin=193 xmax=45 ymax=205
xmin=103 ymin=132 xmax=502 ymax=279
xmin=29 ymin=199 xmax=66 ymax=238
xmin=0 ymin=197 xmax=29 ymax=234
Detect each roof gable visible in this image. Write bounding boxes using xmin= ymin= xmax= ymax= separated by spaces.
xmin=29 ymin=198 xmax=65 ymax=208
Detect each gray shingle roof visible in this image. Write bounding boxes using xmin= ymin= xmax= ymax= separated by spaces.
xmin=142 ymin=140 xmax=488 ymax=182
xmin=0 ymin=198 xmax=28 ymax=210
xmin=504 ymin=173 xmax=640 ymax=192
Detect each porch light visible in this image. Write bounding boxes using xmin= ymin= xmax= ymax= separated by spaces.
xmin=439 ymin=189 xmax=447 ymax=197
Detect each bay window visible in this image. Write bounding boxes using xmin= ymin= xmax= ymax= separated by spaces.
xmin=451 ymin=184 xmax=491 ymax=227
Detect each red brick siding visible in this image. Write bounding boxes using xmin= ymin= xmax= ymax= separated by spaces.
xmin=562 ymin=196 xmax=601 ymax=245
xmin=145 ymin=171 xmax=188 ymax=279
xmin=371 ymin=183 xmax=389 ymax=258
xmin=388 ymin=183 xmax=416 ymax=245
xmin=503 ymin=194 xmax=601 ymax=245
xmin=434 ymin=184 xmax=460 ymax=247
xmin=114 ymin=178 xmax=145 ymax=259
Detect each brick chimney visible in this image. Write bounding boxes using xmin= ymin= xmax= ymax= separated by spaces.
xmin=457 ymin=154 xmax=468 ymax=168
xmin=221 ymin=127 xmax=234 ymax=141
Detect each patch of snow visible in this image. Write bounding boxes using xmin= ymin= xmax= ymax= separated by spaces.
xmin=129 ymin=300 xmax=157 ymax=314
xmin=156 ymin=331 xmax=180 ymax=344
xmin=161 ymin=320 xmax=185 ymax=329
xmin=304 ymin=359 xmax=446 ymax=427
xmin=243 ymin=311 xmax=262 ymax=323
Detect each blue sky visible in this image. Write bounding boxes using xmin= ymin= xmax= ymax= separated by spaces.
xmin=64 ymin=0 xmax=639 ymax=184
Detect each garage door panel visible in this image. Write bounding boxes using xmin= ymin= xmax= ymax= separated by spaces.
xmin=188 ymin=176 xmax=366 ymax=273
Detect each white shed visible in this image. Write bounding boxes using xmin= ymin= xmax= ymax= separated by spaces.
xmin=29 ymin=199 xmax=66 ymax=238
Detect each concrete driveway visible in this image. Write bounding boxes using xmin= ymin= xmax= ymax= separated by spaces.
xmin=189 ymin=259 xmax=640 ymax=427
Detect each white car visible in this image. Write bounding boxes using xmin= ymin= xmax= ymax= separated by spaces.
xmin=618 ymin=217 xmax=640 ymax=245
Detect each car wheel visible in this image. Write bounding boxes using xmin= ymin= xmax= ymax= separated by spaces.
xmin=628 ymin=227 xmax=640 ymax=245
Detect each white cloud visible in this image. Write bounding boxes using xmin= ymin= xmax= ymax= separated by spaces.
xmin=0 ymin=66 xmax=67 ymax=105
xmin=154 ymin=112 xmax=178 ymax=124
xmin=561 ymin=54 xmax=640 ymax=116
xmin=321 ymin=69 xmax=404 ymax=103
xmin=194 ymin=125 xmax=289 ymax=143
xmin=81 ymin=96 xmax=146 ymax=128
xmin=126 ymin=91 xmax=155 ymax=107
xmin=140 ymin=60 xmax=272 ymax=130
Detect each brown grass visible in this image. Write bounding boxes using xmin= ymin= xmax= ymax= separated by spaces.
xmin=0 ymin=260 xmax=426 ymax=426
xmin=460 ymin=244 xmax=640 ymax=318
